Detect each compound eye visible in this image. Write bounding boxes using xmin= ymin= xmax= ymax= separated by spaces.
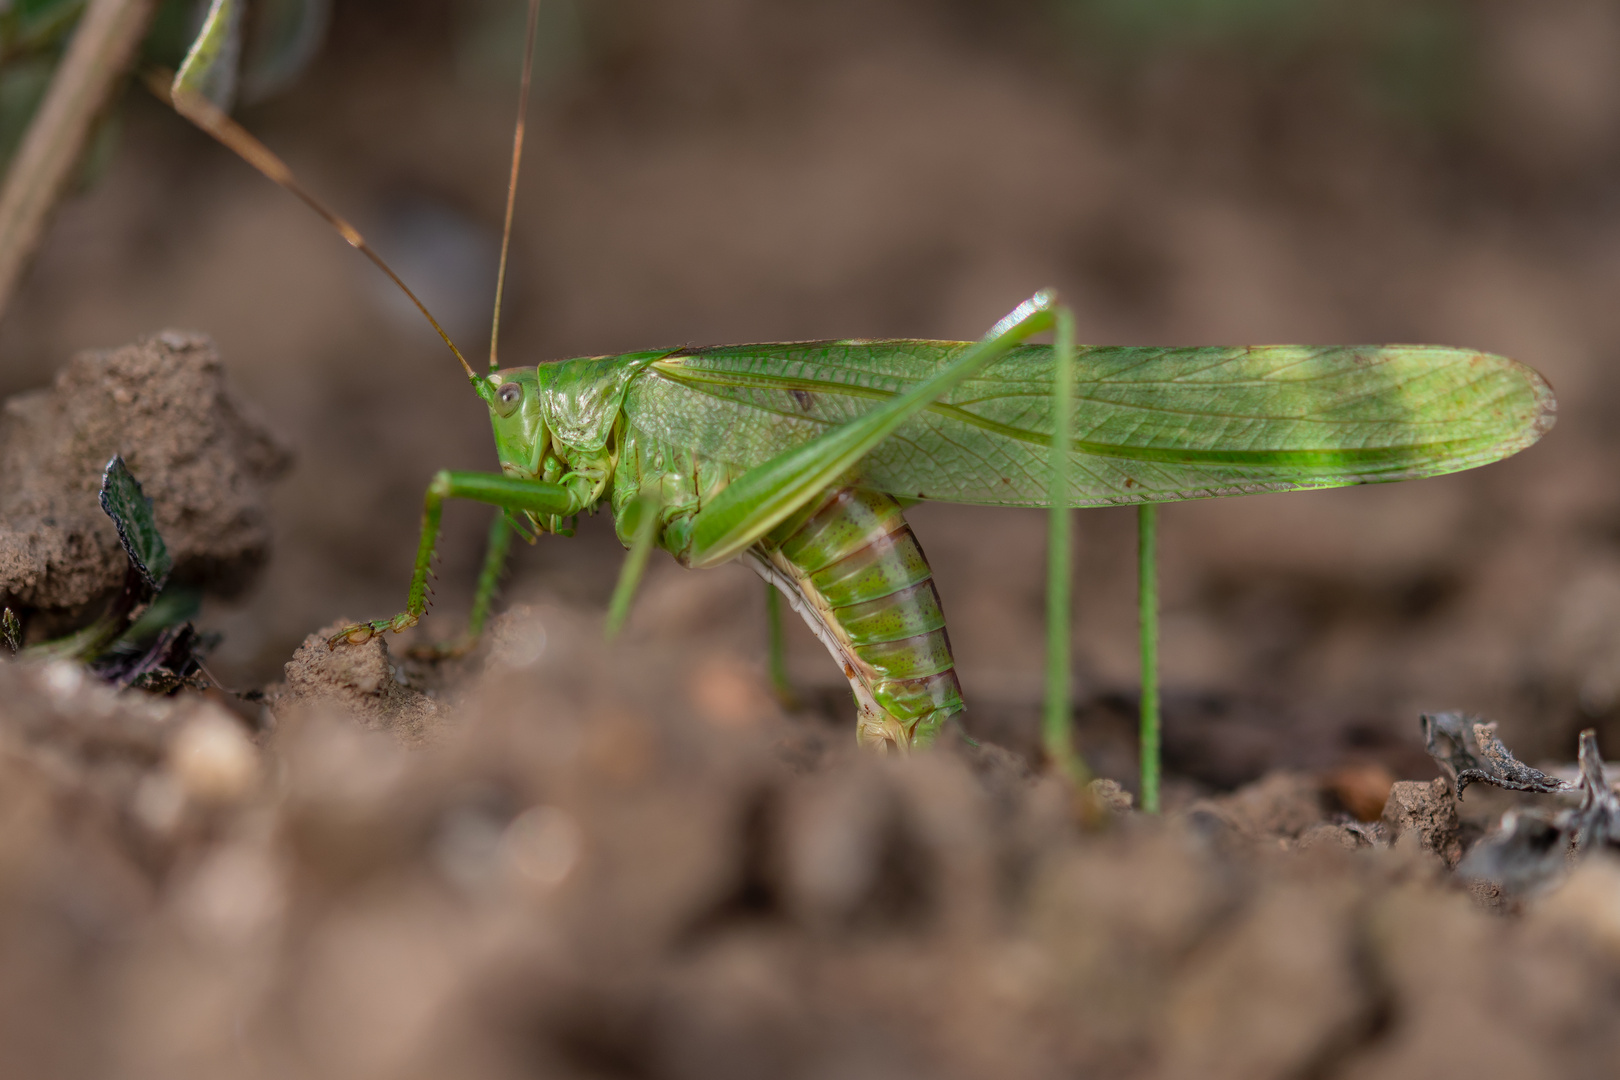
xmin=495 ymin=381 xmax=523 ymax=416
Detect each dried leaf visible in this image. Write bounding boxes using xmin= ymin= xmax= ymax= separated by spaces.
xmin=1571 ymin=731 xmax=1620 ymax=852
xmin=1421 ymin=712 xmax=1570 ymax=797
xmin=1440 ymin=725 xmax=1620 ymax=895
xmin=1457 ymin=809 xmax=1570 ymax=895
xmin=93 ymin=622 xmax=215 ymax=693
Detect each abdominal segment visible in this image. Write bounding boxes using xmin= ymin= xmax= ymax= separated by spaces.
xmin=749 ymin=486 xmax=964 ymax=749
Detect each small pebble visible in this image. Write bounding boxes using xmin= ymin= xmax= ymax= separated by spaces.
xmin=170 ymin=708 xmax=260 ymax=804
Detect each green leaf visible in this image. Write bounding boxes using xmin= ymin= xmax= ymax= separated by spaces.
xmin=173 ymin=0 xmax=241 ymax=112
xmin=98 ymin=455 xmax=172 ymax=591
xmin=20 ymin=456 xmax=176 ymax=665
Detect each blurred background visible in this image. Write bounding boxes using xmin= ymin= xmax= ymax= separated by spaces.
xmin=4 ymin=0 xmax=1619 ymax=788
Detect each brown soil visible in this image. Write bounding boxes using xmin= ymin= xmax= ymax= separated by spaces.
xmin=5 ymin=609 xmax=1620 ymax=1079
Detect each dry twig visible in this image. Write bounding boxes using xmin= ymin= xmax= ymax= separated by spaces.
xmin=0 ymin=0 xmax=157 ymax=317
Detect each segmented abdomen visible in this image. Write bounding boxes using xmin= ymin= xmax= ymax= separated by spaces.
xmin=754 ymin=486 xmax=963 ymax=748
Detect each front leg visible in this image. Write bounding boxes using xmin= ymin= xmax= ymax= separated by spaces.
xmin=328 ymin=470 xmax=580 ymax=648
xmin=406 ymin=511 xmax=514 ymax=660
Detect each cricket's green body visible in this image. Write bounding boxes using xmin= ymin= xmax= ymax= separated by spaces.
xmin=355 ymin=333 xmax=1553 ymax=750
xmin=492 ymin=349 xmax=972 ymax=746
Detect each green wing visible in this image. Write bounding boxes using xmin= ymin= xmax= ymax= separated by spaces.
xmin=619 ymin=339 xmax=1555 ymax=508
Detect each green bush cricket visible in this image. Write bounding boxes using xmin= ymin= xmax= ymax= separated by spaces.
xmin=163 ymin=1 xmax=1555 ymax=802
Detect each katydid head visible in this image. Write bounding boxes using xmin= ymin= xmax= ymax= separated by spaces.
xmin=485 ymin=368 xmax=548 ymax=479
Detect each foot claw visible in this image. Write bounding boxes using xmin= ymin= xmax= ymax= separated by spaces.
xmin=327 ymin=625 xmax=373 ymax=648
xmin=327 ymin=613 xmax=419 ymax=649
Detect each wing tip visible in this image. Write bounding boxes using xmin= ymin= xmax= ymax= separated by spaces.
xmin=1524 ymin=363 xmax=1558 ymax=441
xmin=1485 ymin=350 xmax=1557 ymax=456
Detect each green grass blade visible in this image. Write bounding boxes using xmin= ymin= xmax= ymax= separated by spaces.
xmin=1138 ymin=504 xmax=1160 ymax=813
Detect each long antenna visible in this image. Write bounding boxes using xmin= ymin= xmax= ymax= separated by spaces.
xmin=148 ymin=73 xmax=478 ymax=381
xmin=490 ymin=0 xmax=542 ymax=374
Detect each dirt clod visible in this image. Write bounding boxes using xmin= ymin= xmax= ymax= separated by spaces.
xmin=1088 ymin=775 xmax=1135 ymax=812
xmin=1185 ymin=770 xmax=1327 ymax=844
xmin=0 ymin=333 xmax=291 ymax=618
xmin=1381 ymin=778 xmax=1464 ymax=867
xmin=275 ymin=621 xmax=440 ymax=745
xmin=1298 ymin=821 xmax=1377 ymax=851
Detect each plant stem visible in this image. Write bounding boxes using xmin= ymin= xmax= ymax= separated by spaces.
xmin=0 ymin=0 xmax=156 ymax=318
xmin=1138 ymin=502 xmax=1161 ymax=812
xmin=1044 ymin=306 xmax=1090 ymax=785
